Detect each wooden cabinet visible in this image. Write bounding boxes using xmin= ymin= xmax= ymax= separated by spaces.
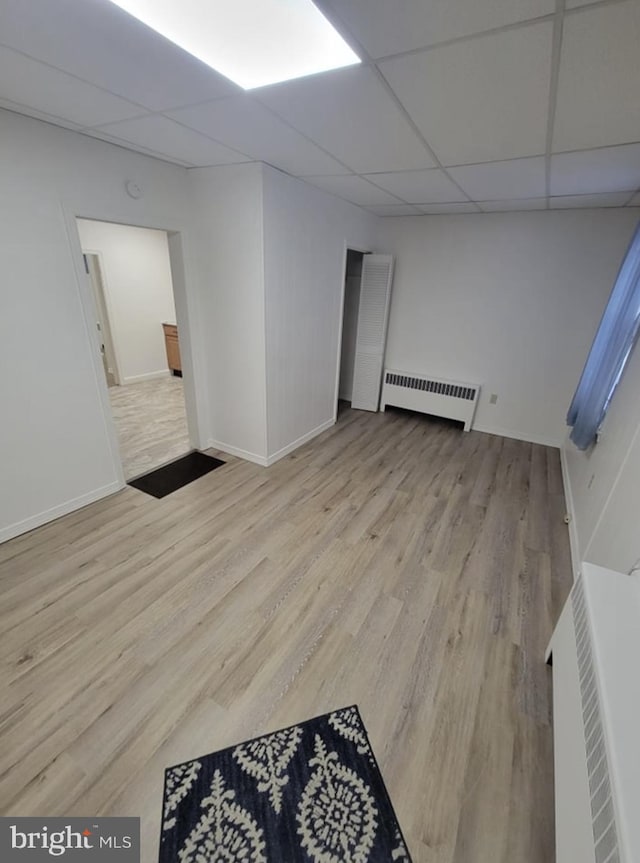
xmin=162 ymin=323 xmax=182 ymax=375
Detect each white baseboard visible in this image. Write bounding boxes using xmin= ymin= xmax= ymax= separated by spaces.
xmin=560 ymin=444 xmax=581 ymax=581
xmin=208 ymin=419 xmax=335 ymax=469
xmin=472 ymin=422 xmax=560 ymax=448
xmin=0 ymin=481 xmax=124 ymax=544
xmin=266 ymin=418 xmax=335 ymax=467
xmin=207 ymin=439 xmax=269 ymax=467
xmin=122 ymin=370 xmax=171 ymax=384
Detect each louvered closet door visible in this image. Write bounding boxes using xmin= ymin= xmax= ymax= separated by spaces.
xmin=351 ymin=254 xmax=394 ymax=411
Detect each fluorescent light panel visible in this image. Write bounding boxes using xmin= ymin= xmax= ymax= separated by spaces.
xmin=107 ymin=0 xmax=360 ymax=89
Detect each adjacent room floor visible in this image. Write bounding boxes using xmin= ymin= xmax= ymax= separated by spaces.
xmin=108 ymin=376 xmax=190 ymax=479
xmin=0 ymin=408 xmax=573 ymax=863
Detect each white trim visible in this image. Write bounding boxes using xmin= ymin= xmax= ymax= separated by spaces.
xmin=167 ymin=229 xmax=206 ymax=450
xmin=0 ymin=482 xmax=124 ymax=544
xmin=560 ymin=443 xmax=581 ymax=582
xmin=81 ymin=247 xmax=124 ymax=386
xmin=122 ymin=370 xmax=171 ymax=384
xmin=69 ymin=211 xmax=203 ymax=478
xmin=208 ymin=439 xmax=269 ymax=467
xmin=259 ymin=165 xmax=269 ymax=461
xmin=60 ymin=204 xmax=125 ymax=488
xmin=70 ymin=208 xmax=207 ymax=452
xmin=266 ymin=418 xmax=335 ymax=466
xmin=208 ymin=418 xmax=335 ymax=468
xmin=472 ymin=422 xmax=560 ymax=448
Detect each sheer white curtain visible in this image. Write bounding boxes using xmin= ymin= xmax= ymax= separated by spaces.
xmin=567 ymin=221 xmax=640 ymax=450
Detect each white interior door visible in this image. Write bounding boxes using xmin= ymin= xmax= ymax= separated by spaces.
xmin=351 ymin=254 xmax=394 ymax=411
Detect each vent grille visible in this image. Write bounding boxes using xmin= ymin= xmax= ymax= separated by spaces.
xmin=384 ymin=372 xmax=477 ymax=401
xmin=571 ymin=578 xmax=620 ymax=863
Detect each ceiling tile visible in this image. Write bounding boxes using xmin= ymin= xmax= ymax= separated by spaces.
xmin=94 ymin=116 xmax=249 ymax=167
xmin=303 ymin=174 xmax=402 ymax=205
xmin=362 ymin=169 xmax=467 ymax=202
xmin=167 ymin=96 xmax=345 ymax=176
xmin=380 ymin=21 xmax=553 ymax=166
xmin=550 ymin=144 xmax=640 ymax=196
xmin=328 ymin=0 xmax=555 ymax=58
xmin=553 ymin=2 xmax=640 ymax=151
xmin=448 ymin=157 xmax=546 ymax=200
xmin=478 ymin=198 xmax=547 ymax=211
xmin=0 ymin=0 xmax=238 ymax=112
xmin=257 ymin=65 xmax=435 ymax=173
xmin=416 ymin=202 xmax=480 ymax=213
xmin=565 ymin=0 xmax=596 ymax=7
xmin=365 ymin=204 xmax=423 ymax=216
xmin=0 ymin=45 xmax=145 ymax=127
xmin=550 ymin=192 xmax=635 ymax=209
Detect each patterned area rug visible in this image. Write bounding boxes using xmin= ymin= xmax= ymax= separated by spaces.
xmin=159 ymin=705 xmax=411 ymax=862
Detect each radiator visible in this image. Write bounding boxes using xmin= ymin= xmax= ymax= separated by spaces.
xmin=380 ymin=369 xmax=480 ymax=431
xmin=547 ymin=563 xmax=640 ymax=863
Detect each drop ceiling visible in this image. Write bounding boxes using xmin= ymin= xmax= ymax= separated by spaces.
xmin=0 ymin=0 xmax=639 ymax=215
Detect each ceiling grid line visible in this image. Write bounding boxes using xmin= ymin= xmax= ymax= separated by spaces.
xmin=0 ymin=37 xmax=154 ymax=112
xmin=372 ymin=13 xmax=557 ymax=63
xmin=230 ymin=95 xmax=366 ymax=177
xmin=361 ymin=0 xmax=629 ymax=65
xmin=318 ymin=0 xmax=479 ymax=206
xmin=367 ymin=67 xmax=479 ymax=207
xmin=0 ymin=104 xmax=200 ymax=168
xmin=1 ymin=0 xmax=639 ymax=212
xmin=545 ymin=0 xmax=568 ymax=206
xmin=564 ymin=0 xmax=632 ymax=16
xmin=172 ymin=96 xmax=359 ymax=177
xmin=250 ymin=0 xmax=468 ymax=204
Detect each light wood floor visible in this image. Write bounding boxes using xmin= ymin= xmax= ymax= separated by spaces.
xmin=0 ymin=408 xmax=572 ymax=863
xmin=108 ymin=376 xmax=190 ymax=479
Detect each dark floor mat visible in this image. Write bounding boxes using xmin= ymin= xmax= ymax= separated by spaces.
xmin=127 ymin=451 xmax=225 ymax=498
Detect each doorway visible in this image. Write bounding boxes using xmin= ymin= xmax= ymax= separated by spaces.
xmin=77 ymin=218 xmax=191 ymax=480
xmin=337 ymin=249 xmax=366 ymax=414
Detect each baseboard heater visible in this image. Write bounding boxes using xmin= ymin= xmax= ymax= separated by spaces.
xmin=547 ymin=563 xmax=640 ymax=863
xmin=380 ymin=369 xmax=480 ymax=431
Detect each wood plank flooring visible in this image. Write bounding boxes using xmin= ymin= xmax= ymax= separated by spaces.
xmin=108 ymin=376 xmax=190 ymax=479
xmin=0 ymin=407 xmax=572 ymax=863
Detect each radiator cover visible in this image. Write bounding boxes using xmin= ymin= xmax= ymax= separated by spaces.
xmin=547 ymin=563 xmax=640 ymax=863
xmin=380 ymin=369 xmax=480 ymax=430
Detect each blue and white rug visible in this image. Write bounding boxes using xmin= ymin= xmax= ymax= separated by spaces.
xmin=159 ymin=705 xmax=411 ymax=862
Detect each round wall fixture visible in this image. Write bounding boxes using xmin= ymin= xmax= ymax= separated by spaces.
xmin=125 ymin=180 xmax=143 ymax=199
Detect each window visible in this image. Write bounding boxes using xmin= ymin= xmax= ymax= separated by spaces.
xmin=567 ymin=221 xmax=640 ymax=450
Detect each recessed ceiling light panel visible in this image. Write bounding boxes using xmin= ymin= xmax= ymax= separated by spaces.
xmin=107 ymin=0 xmax=360 ymax=89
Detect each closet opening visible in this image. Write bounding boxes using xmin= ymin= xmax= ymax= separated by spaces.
xmin=336 ymin=248 xmax=366 ymax=416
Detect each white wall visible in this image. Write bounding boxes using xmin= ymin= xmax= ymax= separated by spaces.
xmin=0 ymin=109 xmax=205 ymax=543
xmin=6 ymin=102 xmax=637 ymax=554
xmin=186 ymin=164 xmax=377 ymax=466
xmin=563 ymin=338 xmax=640 ymax=575
xmin=188 ymin=162 xmax=268 ymax=464
xmin=76 ymin=219 xmax=177 ymax=383
xmin=261 ymin=166 xmax=377 ymax=462
xmin=378 ymin=210 xmax=640 ymax=447
xmin=0 ymin=109 xmax=376 ymax=542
